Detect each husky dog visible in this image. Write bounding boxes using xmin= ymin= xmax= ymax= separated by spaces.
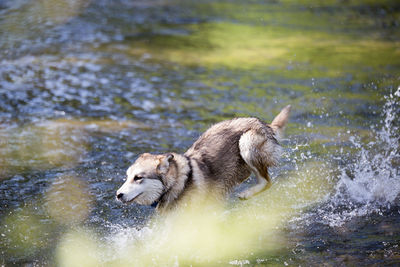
xmin=116 ymin=105 xmax=291 ymax=212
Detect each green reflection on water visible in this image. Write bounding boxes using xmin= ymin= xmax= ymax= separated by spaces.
xmin=91 ymin=0 xmax=399 ymax=136
xmin=110 ymin=20 xmax=399 ymax=74
xmin=104 ymin=0 xmax=400 ymax=77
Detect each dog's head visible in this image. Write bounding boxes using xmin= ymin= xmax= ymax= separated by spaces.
xmin=116 ymin=153 xmax=175 ymax=205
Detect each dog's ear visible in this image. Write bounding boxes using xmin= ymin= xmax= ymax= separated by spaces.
xmin=157 ymin=153 xmax=174 ymax=174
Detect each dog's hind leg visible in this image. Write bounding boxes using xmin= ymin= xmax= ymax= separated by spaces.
xmin=237 ymin=129 xmax=280 ymax=200
xmin=237 ymin=168 xmax=271 ymax=200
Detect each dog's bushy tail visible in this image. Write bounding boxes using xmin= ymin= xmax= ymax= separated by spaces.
xmin=270 ymin=105 xmax=291 ymax=140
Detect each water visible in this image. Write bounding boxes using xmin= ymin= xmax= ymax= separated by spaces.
xmin=1 ymin=0 xmax=400 ymax=265
xmin=286 ymin=89 xmax=400 ymax=265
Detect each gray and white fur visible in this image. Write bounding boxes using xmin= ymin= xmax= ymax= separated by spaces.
xmin=116 ymin=105 xmax=291 ymax=212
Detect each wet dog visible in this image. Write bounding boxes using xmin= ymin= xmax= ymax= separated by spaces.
xmin=116 ymin=105 xmax=291 ymax=212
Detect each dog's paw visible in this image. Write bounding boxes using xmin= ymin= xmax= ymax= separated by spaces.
xmin=237 ymin=191 xmax=251 ymax=200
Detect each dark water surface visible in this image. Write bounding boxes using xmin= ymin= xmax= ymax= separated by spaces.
xmin=0 ymin=0 xmax=399 ymax=266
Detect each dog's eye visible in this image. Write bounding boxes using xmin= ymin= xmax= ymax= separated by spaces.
xmin=133 ymin=175 xmax=143 ymax=182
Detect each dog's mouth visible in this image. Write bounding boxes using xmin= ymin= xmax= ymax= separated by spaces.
xmin=120 ymin=192 xmax=143 ymax=204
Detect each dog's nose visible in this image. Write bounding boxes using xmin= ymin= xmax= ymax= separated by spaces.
xmin=116 ymin=193 xmax=124 ymax=200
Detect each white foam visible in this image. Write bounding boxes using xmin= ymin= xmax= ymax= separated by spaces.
xmin=97 ymin=223 xmax=153 ymax=263
xmin=321 ymin=88 xmax=400 ymax=226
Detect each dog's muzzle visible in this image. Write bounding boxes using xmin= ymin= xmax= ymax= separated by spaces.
xmin=116 ymin=192 xmax=143 ymax=203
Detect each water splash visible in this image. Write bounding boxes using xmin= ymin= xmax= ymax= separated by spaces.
xmin=318 ymin=87 xmax=400 ymax=227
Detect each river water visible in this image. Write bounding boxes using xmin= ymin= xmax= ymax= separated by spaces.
xmin=0 ymin=0 xmax=399 ymax=266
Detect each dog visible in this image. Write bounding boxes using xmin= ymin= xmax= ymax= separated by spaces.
xmin=116 ymin=105 xmax=291 ymax=212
